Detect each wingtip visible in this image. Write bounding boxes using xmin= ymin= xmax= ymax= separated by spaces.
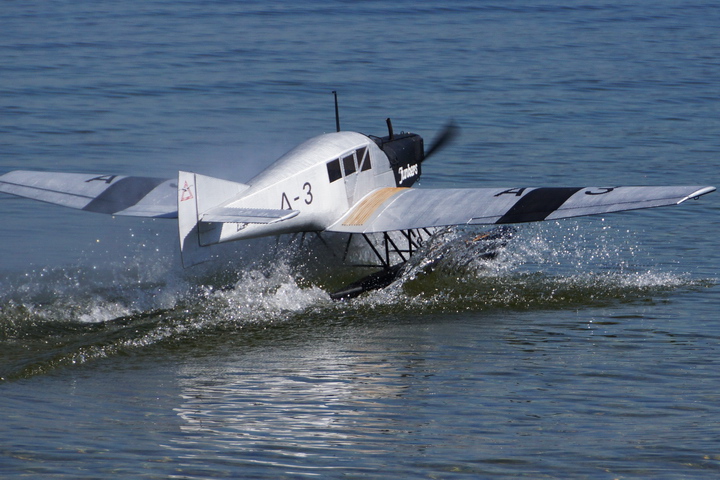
xmin=678 ymin=186 xmax=716 ymax=204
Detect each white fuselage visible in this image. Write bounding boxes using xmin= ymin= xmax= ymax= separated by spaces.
xmin=208 ymin=131 xmax=397 ymax=243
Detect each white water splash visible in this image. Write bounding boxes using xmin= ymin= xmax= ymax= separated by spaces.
xmin=204 ymin=260 xmax=331 ymax=323
xmin=0 ymin=220 xmax=707 ymax=331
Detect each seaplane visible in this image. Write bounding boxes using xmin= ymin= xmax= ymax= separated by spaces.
xmin=0 ymin=96 xmax=715 ymax=298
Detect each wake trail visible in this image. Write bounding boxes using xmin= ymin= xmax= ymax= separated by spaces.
xmin=0 ymin=221 xmax=711 ymax=380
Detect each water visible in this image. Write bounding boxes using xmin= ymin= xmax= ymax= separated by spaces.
xmin=2 ymin=1 xmax=719 ymax=478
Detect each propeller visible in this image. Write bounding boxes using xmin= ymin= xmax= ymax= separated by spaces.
xmin=424 ymin=120 xmax=459 ymax=161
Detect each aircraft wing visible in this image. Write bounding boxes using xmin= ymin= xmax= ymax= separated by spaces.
xmin=0 ymin=170 xmax=177 ymax=218
xmin=327 ymin=185 xmax=715 ymax=234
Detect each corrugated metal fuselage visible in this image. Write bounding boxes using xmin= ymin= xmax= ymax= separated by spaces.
xmin=203 ymin=130 xmax=421 ymax=243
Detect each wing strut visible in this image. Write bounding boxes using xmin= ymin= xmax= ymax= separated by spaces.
xmin=348 ymin=229 xmax=431 ymax=270
xmin=330 ymin=228 xmax=431 ymax=300
xmin=330 ymin=226 xmax=514 ymax=300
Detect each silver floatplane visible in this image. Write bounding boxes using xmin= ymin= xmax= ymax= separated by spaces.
xmin=1 ymin=100 xmax=714 ymax=298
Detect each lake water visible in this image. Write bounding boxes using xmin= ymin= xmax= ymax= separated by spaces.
xmin=2 ymin=1 xmax=719 ymax=478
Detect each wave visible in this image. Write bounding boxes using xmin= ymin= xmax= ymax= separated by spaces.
xmin=0 ymin=222 xmax=710 ymax=381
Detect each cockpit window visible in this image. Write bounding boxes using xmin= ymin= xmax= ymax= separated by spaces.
xmin=358 ymin=147 xmax=371 ymax=171
xmin=343 ymin=154 xmax=356 ymax=176
xmin=327 ymin=146 xmax=371 ymax=183
xmin=327 ymin=159 xmax=342 ymax=183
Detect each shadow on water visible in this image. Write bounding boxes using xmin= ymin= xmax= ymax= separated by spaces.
xmin=0 ymin=222 xmax=712 ymax=382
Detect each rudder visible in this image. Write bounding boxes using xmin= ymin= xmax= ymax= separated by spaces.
xmin=177 ymin=171 xmax=252 ymax=267
xmin=177 ymin=171 xmax=210 ymax=267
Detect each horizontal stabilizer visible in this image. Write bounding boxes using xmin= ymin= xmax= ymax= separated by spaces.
xmin=201 ymin=207 xmax=299 ymax=224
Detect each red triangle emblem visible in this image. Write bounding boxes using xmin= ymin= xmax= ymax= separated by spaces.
xmin=180 ymin=181 xmax=194 ymax=202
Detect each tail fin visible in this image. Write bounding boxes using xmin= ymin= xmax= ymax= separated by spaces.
xmin=177 ymin=171 xmax=250 ymax=267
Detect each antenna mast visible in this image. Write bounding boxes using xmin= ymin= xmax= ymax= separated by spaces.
xmin=333 ymin=91 xmax=340 ymax=132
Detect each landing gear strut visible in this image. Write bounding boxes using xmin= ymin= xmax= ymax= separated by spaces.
xmin=330 ymin=226 xmax=516 ymax=300
xmin=330 ymin=228 xmax=432 ymax=300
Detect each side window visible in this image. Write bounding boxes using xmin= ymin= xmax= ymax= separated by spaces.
xmin=343 ymin=153 xmax=356 ymax=176
xmin=327 ymin=159 xmax=342 ymax=183
xmin=327 ymin=147 xmax=369 ymax=183
xmin=358 ymin=146 xmax=371 ymax=171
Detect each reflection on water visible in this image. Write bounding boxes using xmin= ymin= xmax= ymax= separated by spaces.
xmin=170 ymin=333 xmax=434 ymax=477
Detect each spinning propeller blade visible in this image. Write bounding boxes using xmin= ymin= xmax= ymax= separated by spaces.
xmin=424 ymin=120 xmax=459 ymax=161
